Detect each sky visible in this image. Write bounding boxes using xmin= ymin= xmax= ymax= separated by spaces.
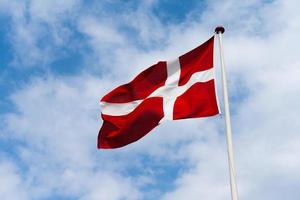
xmin=0 ymin=0 xmax=300 ymax=199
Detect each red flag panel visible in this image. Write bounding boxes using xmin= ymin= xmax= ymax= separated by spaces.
xmin=178 ymin=36 xmax=214 ymax=86
xmin=98 ymin=97 xmax=164 ymax=149
xmin=173 ymin=80 xmax=219 ymax=120
xmin=101 ymin=62 xmax=167 ymax=103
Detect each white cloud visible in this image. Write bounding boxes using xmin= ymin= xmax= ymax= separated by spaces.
xmin=0 ymin=160 xmax=29 ymax=200
xmin=2 ymin=75 xmax=143 ymax=199
xmin=0 ymin=0 xmax=80 ymax=67
xmin=29 ymin=0 xmax=80 ymax=23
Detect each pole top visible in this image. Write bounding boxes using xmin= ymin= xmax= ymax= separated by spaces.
xmin=215 ymin=26 xmax=225 ymax=34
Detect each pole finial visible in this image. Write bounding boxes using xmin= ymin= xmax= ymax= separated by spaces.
xmin=215 ymin=26 xmax=225 ymax=34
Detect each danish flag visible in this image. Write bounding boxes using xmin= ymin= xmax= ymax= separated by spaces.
xmin=98 ymin=36 xmax=220 ymax=149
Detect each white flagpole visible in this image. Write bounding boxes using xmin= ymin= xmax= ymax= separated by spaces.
xmin=215 ymin=26 xmax=239 ymax=200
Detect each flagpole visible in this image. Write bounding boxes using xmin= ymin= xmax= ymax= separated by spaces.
xmin=215 ymin=26 xmax=239 ymax=200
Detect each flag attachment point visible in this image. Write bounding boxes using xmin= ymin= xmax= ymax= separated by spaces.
xmin=215 ymin=26 xmax=225 ymax=34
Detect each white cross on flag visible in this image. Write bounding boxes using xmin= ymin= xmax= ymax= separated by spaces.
xmin=98 ymin=36 xmax=220 ymax=149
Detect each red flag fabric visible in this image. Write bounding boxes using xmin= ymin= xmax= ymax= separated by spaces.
xmin=98 ymin=36 xmax=220 ymax=149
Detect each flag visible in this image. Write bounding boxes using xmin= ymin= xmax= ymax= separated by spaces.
xmin=98 ymin=36 xmax=220 ymax=149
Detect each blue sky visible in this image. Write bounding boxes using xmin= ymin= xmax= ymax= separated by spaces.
xmin=1 ymin=0 xmax=300 ymax=200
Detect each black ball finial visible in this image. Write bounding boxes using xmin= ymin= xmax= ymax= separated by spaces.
xmin=215 ymin=26 xmax=225 ymax=34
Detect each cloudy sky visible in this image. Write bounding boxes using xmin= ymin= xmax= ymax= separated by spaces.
xmin=1 ymin=0 xmax=300 ymax=199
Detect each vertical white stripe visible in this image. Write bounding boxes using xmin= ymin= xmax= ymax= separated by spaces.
xmin=160 ymin=59 xmax=181 ymax=122
xmin=165 ymin=59 xmax=181 ymax=86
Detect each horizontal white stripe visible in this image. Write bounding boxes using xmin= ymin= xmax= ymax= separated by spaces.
xmin=100 ymin=100 xmax=142 ymax=116
xmin=101 ymin=68 xmax=215 ymax=116
xmin=149 ymin=68 xmax=214 ymax=98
